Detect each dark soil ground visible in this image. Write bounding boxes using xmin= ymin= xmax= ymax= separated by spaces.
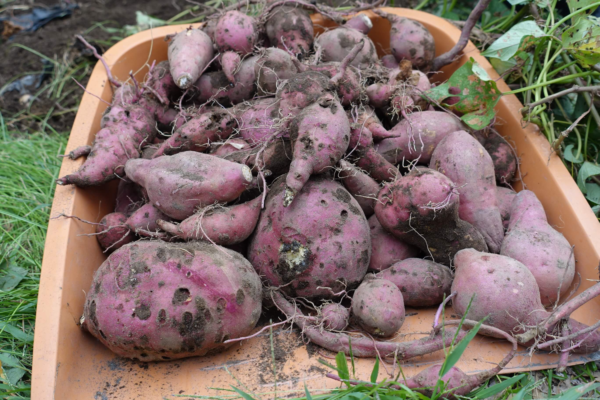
xmin=0 ymin=0 xmax=185 ymax=132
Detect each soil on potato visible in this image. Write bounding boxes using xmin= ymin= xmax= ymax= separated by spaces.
xmin=0 ymin=0 xmax=182 ymax=133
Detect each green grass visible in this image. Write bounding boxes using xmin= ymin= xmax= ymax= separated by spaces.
xmin=0 ymin=121 xmax=68 ymax=397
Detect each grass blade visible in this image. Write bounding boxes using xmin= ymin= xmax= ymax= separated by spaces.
xmin=554 ymin=382 xmax=600 ymax=400
xmin=438 ymin=319 xmax=483 ymax=377
xmin=230 ymin=386 xmax=257 ymax=400
xmin=304 ymin=383 xmax=313 ymax=400
xmin=370 ymin=358 xmax=379 ymax=383
xmin=336 ymin=352 xmax=350 ymax=382
xmin=470 ymin=373 xmax=525 ymax=399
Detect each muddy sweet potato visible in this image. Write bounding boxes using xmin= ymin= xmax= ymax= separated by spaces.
xmin=248 ymin=176 xmax=371 ymax=299
xmin=125 ymin=151 xmax=253 ymax=220
xmin=319 ymin=303 xmax=350 ymax=331
xmin=368 ymin=215 xmax=420 ymax=272
xmin=194 ymin=56 xmax=258 ymax=105
xmin=234 ymin=98 xmax=282 ymax=146
xmin=338 ymin=160 xmax=380 ymax=217
xmin=496 ymin=186 xmax=516 ymax=229
xmin=168 ymin=28 xmax=214 ymax=89
xmin=351 ymin=276 xmax=405 ymax=337
xmin=265 ymin=5 xmax=314 ymax=57
xmin=315 ymin=21 xmax=378 ymax=68
xmin=81 ymin=241 xmax=262 ymax=361
xmin=96 ymin=212 xmax=135 ymax=252
xmin=255 ymin=48 xmax=299 ymax=95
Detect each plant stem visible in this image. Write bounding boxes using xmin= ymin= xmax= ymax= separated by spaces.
xmin=548 ymin=1 xmax=600 ymax=36
xmin=523 ymin=85 xmax=600 ymax=109
xmin=505 ymin=71 xmax=599 ymax=94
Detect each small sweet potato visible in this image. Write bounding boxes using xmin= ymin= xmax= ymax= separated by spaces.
xmin=145 ymin=60 xmax=179 ymax=105
xmin=255 ymin=48 xmax=299 ymax=95
xmin=315 ymin=24 xmax=378 ymax=68
xmin=376 ymin=259 xmax=452 ymax=307
xmin=194 ymin=56 xmax=258 ymax=105
xmin=124 ymin=151 xmax=253 ymax=220
xmin=265 ymin=5 xmax=314 ymax=57
xmin=351 ymin=276 xmax=405 ymax=337
xmin=319 ymin=303 xmax=350 ymax=331
xmin=81 ymin=241 xmax=263 ymax=361
xmin=96 ymin=212 xmax=135 ymax=252
xmin=214 ymin=11 xmax=259 ymax=55
xmin=484 ymin=131 xmax=517 ymax=184
xmin=125 ymin=203 xmax=170 ymax=234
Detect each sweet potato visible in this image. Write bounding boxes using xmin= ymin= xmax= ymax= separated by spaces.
xmin=145 ymin=60 xmax=179 ymax=105
xmin=211 ymin=138 xmax=251 ymax=157
xmin=375 ymin=167 xmax=487 ymax=265
xmin=484 ymin=131 xmax=517 ymax=184
xmin=367 ymin=215 xmax=420 ymax=272
xmin=315 ymin=24 xmax=378 ymax=68
xmin=320 ymin=303 xmax=349 ymax=331
xmin=381 ymin=54 xmax=398 ymax=69
xmin=57 ymin=104 xmax=156 ymax=186
xmin=96 ymin=212 xmax=135 ymax=252
xmin=124 ymin=151 xmax=253 ymax=220
xmin=248 ymin=176 xmax=371 ymax=299
xmin=376 ymin=259 xmax=452 ymax=307
xmin=81 ymin=241 xmax=262 ymax=361
xmin=308 ymin=62 xmax=362 ymax=106
xmin=265 ymin=5 xmax=314 ymax=57
xmin=496 ymin=186 xmax=516 ymax=229
xmin=223 ymin=138 xmax=293 ymax=177
xmin=344 ymin=14 xmax=373 ymax=34
xmin=255 ymin=48 xmax=299 ymax=95
xmin=284 ymin=94 xmax=350 ymax=205
xmin=214 ymin=11 xmax=259 ymax=55
xmin=430 ymin=130 xmax=505 ymax=253
xmin=114 ymin=179 xmax=144 ymax=216
xmin=277 ymin=71 xmax=331 ymax=120
xmin=338 ymin=160 xmax=379 ymax=217
xmin=152 ymin=110 xmax=236 ymax=157
xmin=376 ymin=111 xmax=464 ymax=165
xmin=234 ymin=98 xmax=282 ymax=146
xmin=375 ymin=11 xmax=435 ymax=71
xmin=125 ymin=203 xmax=170 ymax=234
xmin=220 ymin=51 xmax=242 ymax=84
xmin=168 ymin=28 xmax=214 ymax=89
xmin=452 ymin=248 xmax=600 ymax=354
xmin=157 ymin=196 xmax=262 ymax=246
xmin=351 ymin=276 xmax=405 ymax=337
xmin=500 ymin=190 xmax=575 ymax=306
xmin=194 ymin=56 xmax=258 ymax=105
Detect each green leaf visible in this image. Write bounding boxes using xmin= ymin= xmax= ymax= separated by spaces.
xmin=0 ymin=259 xmax=27 ymax=291
xmin=0 ymin=354 xmax=21 ymax=369
xmin=424 ymin=58 xmax=501 ymax=130
xmin=592 ymin=205 xmax=600 ymax=215
xmin=318 ymin=358 xmax=338 ymax=371
xmin=370 ymin=358 xmax=379 ymax=383
xmin=562 ymin=17 xmax=600 ymax=67
xmin=508 ymin=0 xmax=531 ymax=5
xmin=577 ymin=161 xmax=600 ymax=192
xmin=567 ymin=0 xmax=600 ymax=21
xmin=481 ymin=21 xmax=545 ymax=61
xmin=490 ymin=57 xmax=517 ymax=75
xmin=230 ymin=386 xmax=257 ymax=400
xmin=471 ymin=374 xmax=525 ymax=399
xmin=304 ymin=384 xmax=313 ymax=400
xmin=336 ymin=352 xmax=350 ymax=383
xmin=564 ymin=144 xmax=585 ymax=163
xmin=554 ymin=382 xmax=600 ymax=400
xmin=585 ymin=183 xmax=600 ymax=204
xmin=348 ymin=337 xmax=355 ymax=378
xmin=438 ymin=319 xmax=483 ymax=377
xmin=0 ymin=321 xmax=33 ymax=343
xmin=0 ymin=366 xmax=26 ymax=386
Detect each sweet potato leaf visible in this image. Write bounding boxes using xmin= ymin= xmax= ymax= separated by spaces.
xmin=424 ymin=58 xmax=502 ymax=130
xmin=561 ymin=17 xmax=600 ymax=67
xmin=481 ymin=21 xmax=545 ymax=61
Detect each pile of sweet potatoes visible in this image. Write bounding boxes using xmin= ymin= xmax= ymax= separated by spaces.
xmin=65 ymin=2 xmax=600 ymax=393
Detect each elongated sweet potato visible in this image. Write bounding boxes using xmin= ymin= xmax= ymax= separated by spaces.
xmin=157 ymin=196 xmax=262 ymax=246
xmin=376 ymin=258 xmax=452 ymax=307
xmin=81 ymin=241 xmax=262 ymax=361
xmin=500 ymin=190 xmax=575 ymax=306
xmin=339 ymin=160 xmax=379 ymax=217
xmin=368 ymin=215 xmax=420 ymax=272
xmin=277 ymin=71 xmax=331 ymax=120
xmin=248 ymin=176 xmax=371 ymax=299
xmin=125 ymin=152 xmax=253 ymax=220
xmin=223 ymin=138 xmax=293 ymax=177
xmin=168 ymin=28 xmax=214 ymax=89
xmin=430 ymin=130 xmax=505 ymax=253
xmin=284 ymin=94 xmax=350 ymax=205
xmin=375 ymin=167 xmax=487 ymax=265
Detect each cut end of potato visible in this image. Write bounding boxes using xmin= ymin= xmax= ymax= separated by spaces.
xmin=283 ymin=186 xmax=295 ymax=207
xmin=242 ymin=165 xmax=253 ymax=183
xmin=176 ymin=74 xmax=193 ymax=89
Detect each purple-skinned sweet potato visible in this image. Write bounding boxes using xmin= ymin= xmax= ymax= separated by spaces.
xmin=351 ymin=276 xmax=405 ymax=337
xmin=375 ymin=10 xmax=435 ymax=71
xmin=339 ymin=160 xmax=379 ymax=217
xmin=430 ymin=130 xmax=505 ymax=253
xmin=376 ymin=258 xmax=452 ymax=307
xmin=375 ymin=167 xmax=487 ymax=265
xmin=381 ymin=54 xmax=398 ymax=69
xmin=124 ymin=151 xmax=253 ymax=220
xmin=368 ymin=215 xmax=420 ymax=272
xmin=265 ymin=5 xmax=314 ymax=57
xmin=277 ymin=71 xmax=332 ymax=120
xmin=152 ymin=110 xmax=236 ymax=157
xmin=500 ymin=190 xmax=575 ymax=306
xmin=125 ymin=203 xmax=170 ymax=234
xmin=315 ymin=25 xmax=378 ymax=68
xmin=284 ymin=93 xmax=350 ymax=205
xmin=144 ymin=60 xmax=179 ymax=105
xmin=168 ymin=28 xmax=214 ymax=89
xmin=211 ymin=138 xmax=251 ymax=157
xmin=81 ymin=241 xmax=262 ymax=361
xmin=57 ymin=104 xmax=156 ymax=186
xmin=194 ymin=56 xmax=258 ymax=105
xmin=223 ymin=138 xmax=293 ymax=177
xmin=496 ymin=186 xmax=516 ymax=229
xmin=248 ymin=176 xmax=371 ymax=299
xmin=220 ymin=51 xmax=242 ymax=84
xmin=115 ymin=179 xmax=144 ymax=216
xmin=452 ymin=248 xmax=600 ymax=355
xmin=214 ymin=11 xmax=259 ymax=55
xmin=484 ymin=131 xmax=517 ymax=184
xmin=157 ymin=196 xmax=262 ymax=246
xmin=234 ymin=98 xmax=282 ymax=146
xmin=344 ymin=14 xmax=373 ymax=35
xmin=308 ymin=62 xmax=362 ymax=106
xmin=255 ymin=48 xmax=299 ymax=95
xmin=319 ymin=303 xmax=350 ymax=331
xmin=376 ymin=111 xmax=464 ymax=165
xmin=96 ymin=212 xmax=135 ymax=252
